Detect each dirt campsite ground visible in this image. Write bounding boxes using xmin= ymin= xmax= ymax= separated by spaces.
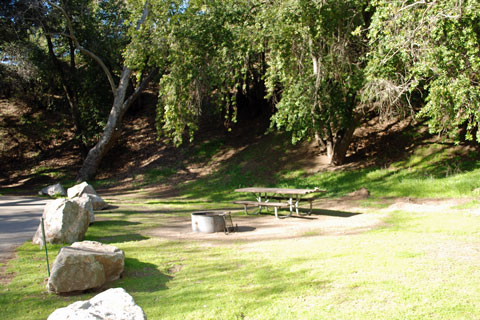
xmin=143 ymin=195 xmax=478 ymax=243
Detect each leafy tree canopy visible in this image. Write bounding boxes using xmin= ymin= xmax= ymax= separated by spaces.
xmin=262 ymin=0 xmax=369 ymax=164
xmin=366 ymin=0 xmax=480 ymax=142
xmin=149 ymin=0 xmax=261 ymax=145
xmin=3 ymin=0 xmax=480 ymax=179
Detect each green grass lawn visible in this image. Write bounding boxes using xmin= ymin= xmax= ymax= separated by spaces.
xmin=2 ymin=199 xmax=480 ymax=319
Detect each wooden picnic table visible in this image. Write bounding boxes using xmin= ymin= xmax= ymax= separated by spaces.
xmin=233 ymin=187 xmax=326 ymax=219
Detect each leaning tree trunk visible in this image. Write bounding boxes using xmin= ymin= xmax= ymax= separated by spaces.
xmin=76 ymin=67 xmax=158 ymax=181
xmin=76 ymin=68 xmax=132 ymax=181
xmin=69 ymin=1 xmax=155 ymax=182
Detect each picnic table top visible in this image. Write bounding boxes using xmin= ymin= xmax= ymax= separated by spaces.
xmin=234 ymin=187 xmax=325 ymax=195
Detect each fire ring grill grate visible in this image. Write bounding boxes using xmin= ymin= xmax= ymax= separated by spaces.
xmin=191 ymin=212 xmax=237 ymax=234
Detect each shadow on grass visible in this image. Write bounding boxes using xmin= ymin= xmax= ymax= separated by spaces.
xmin=310 ymin=208 xmax=362 ymax=218
xmin=236 ymin=226 xmax=256 ymax=232
xmin=93 ymin=234 xmax=150 ymax=243
xmin=86 ymin=220 xmax=149 ymax=244
xmin=120 ymin=257 xmax=172 ymax=293
xmin=102 ymin=205 xmax=119 ymax=210
xmin=92 ymin=220 xmax=141 ymax=227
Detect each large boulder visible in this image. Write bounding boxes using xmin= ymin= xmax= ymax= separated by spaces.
xmin=87 ymin=193 xmax=108 ymax=211
xmin=38 ymin=183 xmax=67 ymax=197
xmin=68 ymin=182 xmax=108 ymax=210
xmin=47 ymin=288 xmax=146 ymax=320
xmin=47 ymin=241 xmax=125 ymax=294
xmin=32 ymin=198 xmax=90 ymax=245
xmin=70 ymin=241 xmax=125 ymax=282
xmin=47 ymin=249 xmax=105 ymax=294
xmin=67 ymin=181 xmax=97 ymax=198
xmin=72 ymin=194 xmax=95 ymax=224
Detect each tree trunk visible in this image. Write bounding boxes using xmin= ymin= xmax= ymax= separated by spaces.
xmin=76 ymin=68 xmax=158 ymax=181
xmin=328 ymin=123 xmax=356 ymax=165
xmin=76 ymin=68 xmax=131 ymax=181
xmin=72 ymin=2 xmax=155 ymax=181
xmin=320 ymin=120 xmax=357 ymax=166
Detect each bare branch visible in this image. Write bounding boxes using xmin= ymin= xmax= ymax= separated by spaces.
xmin=398 ymin=0 xmax=427 ymax=13
xmin=47 ymin=1 xmax=117 ymax=95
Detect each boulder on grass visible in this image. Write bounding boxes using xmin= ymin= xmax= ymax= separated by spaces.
xmin=38 ymin=183 xmax=67 ymax=197
xmin=87 ymin=193 xmax=108 ymax=211
xmin=47 ymin=248 xmax=105 ymax=294
xmin=32 ymin=198 xmax=90 ymax=245
xmin=67 ymin=181 xmax=96 ymax=198
xmin=70 ymin=241 xmax=125 ymax=282
xmin=67 ymin=182 xmax=108 ymax=210
xmin=72 ymin=194 xmax=95 ymax=224
xmin=47 ymin=241 xmax=125 ymax=294
xmin=47 ymin=288 xmax=146 ymax=320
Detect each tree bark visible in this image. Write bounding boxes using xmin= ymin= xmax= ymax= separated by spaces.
xmin=76 ymin=68 xmax=158 ymax=181
xmin=325 ymin=122 xmax=356 ymax=165
xmin=318 ymin=114 xmax=358 ymax=166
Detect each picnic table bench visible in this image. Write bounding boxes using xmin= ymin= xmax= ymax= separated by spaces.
xmin=233 ymin=187 xmax=326 ymax=219
xmin=232 ymin=200 xmax=290 ymax=219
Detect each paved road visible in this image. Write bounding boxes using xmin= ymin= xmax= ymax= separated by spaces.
xmin=0 ymin=196 xmax=50 ymax=261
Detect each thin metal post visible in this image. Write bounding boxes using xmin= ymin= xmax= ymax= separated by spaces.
xmin=41 ymin=218 xmax=50 ymax=277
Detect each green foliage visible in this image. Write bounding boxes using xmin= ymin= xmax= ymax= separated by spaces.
xmin=149 ymin=0 xmax=370 ymax=160
xmin=141 ymin=0 xmax=373 ymax=165
xmin=0 ymin=36 xmax=54 ymax=103
xmin=264 ymin=0 xmax=368 ymax=144
xmin=366 ymin=0 xmax=480 ymax=142
xmin=4 ymin=0 xmax=480 ymax=172
xmin=152 ymin=0 xmax=259 ymax=145
xmin=1 ymin=0 xmax=151 ymax=147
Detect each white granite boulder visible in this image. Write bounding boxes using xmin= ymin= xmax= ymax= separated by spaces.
xmin=67 ymin=181 xmax=96 ymax=198
xmin=68 ymin=182 xmax=108 ymax=210
xmin=87 ymin=193 xmax=108 ymax=211
xmin=47 ymin=248 xmax=105 ymax=294
xmin=72 ymin=194 xmax=95 ymax=224
xmin=32 ymin=198 xmax=90 ymax=245
xmin=38 ymin=183 xmax=67 ymax=197
xmin=47 ymin=241 xmax=125 ymax=294
xmin=47 ymin=288 xmax=146 ymax=320
xmin=70 ymin=241 xmax=125 ymax=282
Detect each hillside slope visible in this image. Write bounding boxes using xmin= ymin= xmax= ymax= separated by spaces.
xmin=1 ymin=96 xmax=478 ymax=196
